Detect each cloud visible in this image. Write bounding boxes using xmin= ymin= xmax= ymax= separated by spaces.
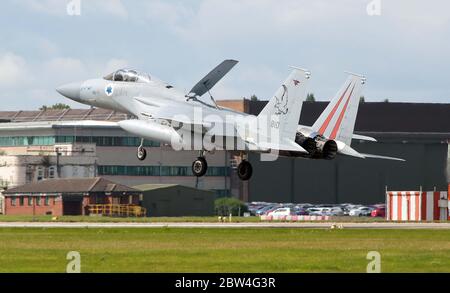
xmin=90 ymin=0 xmax=128 ymax=19
xmin=0 ymin=52 xmax=28 ymax=87
xmin=13 ymin=0 xmax=128 ymax=18
xmin=14 ymin=0 xmax=66 ymax=16
xmin=101 ymin=58 xmax=129 ymax=75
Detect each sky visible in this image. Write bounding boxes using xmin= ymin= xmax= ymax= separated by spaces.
xmin=0 ymin=0 xmax=449 ymax=110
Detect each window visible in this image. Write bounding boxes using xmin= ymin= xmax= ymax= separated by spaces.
xmin=19 ymin=197 xmax=24 ymax=206
xmin=48 ymin=166 xmax=56 ymax=179
xmin=45 ymin=197 xmax=50 ymax=206
xmin=11 ymin=196 xmax=16 ymax=206
xmin=36 ymin=167 xmax=44 ymax=181
xmin=97 ymin=165 xmax=229 ymax=177
xmin=28 ymin=197 xmax=33 ymax=206
xmin=36 ymin=197 xmax=41 ymax=206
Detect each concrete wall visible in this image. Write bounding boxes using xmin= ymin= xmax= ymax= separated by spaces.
xmin=248 ymin=141 xmax=449 ymax=204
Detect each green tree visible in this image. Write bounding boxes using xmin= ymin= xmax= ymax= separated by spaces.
xmin=250 ymin=94 xmax=258 ymax=101
xmin=359 ymin=96 xmax=365 ymax=103
xmin=383 ymin=98 xmax=390 ymax=103
xmin=40 ymin=103 xmax=71 ymax=111
xmin=214 ymin=197 xmax=248 ymax=216
xmin=306 ymin=93 xmax=315 ymax=102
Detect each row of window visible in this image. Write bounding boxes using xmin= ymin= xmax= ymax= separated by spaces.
xmin=0 ymin=136 xmax=159 ymax=147
xmin=97 ymin=165 xmax=230 ymax=177
xmin=10 ymin=196 xmax=52 ymax=206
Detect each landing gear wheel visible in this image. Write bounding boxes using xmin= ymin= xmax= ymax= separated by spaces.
xmin=192 ymin=157 xmax=208 ymax=177
xmin=137 ymin=146 xmax=147 ymax=161
xmin=237 ymin=160 xmax=253 ymax=181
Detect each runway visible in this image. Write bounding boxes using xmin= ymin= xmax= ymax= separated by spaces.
xmin=0 ymin=222 xmax=449 ymax=229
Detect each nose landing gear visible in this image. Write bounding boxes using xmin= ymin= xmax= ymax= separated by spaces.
xmin=136 ymin=138 xmax=147 ymax=161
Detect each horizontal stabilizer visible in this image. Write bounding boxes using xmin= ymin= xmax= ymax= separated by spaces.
xmin=189 ymin=59 xmax=238 ymax=97
xmin=360 ymin=153 xmax=405 ymax=162
xmin=338 ymin=144 xmax=405 ymax=161
xmin=352 ymin=134 xmax=377 ymax=142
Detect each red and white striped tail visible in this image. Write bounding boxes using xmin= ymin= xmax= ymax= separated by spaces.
xmin=260 ymin=215 xmax=330 ymax=221
xmin=386 ymin=191 xmax=448 ymax=221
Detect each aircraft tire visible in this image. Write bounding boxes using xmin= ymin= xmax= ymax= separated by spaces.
xmin=137 ymin=147 xmax=147 ymax=161
xmin=237 ymin=160 xmax=253 ymax=181
xmin=192 ymin=157 xmax=208 ymax=177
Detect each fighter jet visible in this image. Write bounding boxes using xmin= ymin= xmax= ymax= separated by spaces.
xmin=57 ymin=60 xmax=403 ymax=181
xmin=57 ymin=60 xmax=312 ymax=181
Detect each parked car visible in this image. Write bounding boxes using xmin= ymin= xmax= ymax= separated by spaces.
xmin=255 ymin=205 xmax=279 ymax=216
xmin=371 ymin=207 xmax=386 ymax=218
xmin=349 ymin=206 xmax=374 ymax=217
xmin=293 ymin=208 xmax=308 ymax=215
xmin=325 ymin=207 xmax=345 ymax=216
xmin=267 ymin=208 xmax=292 ymax=217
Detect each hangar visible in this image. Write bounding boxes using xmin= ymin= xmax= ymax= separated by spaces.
xmin=134 ymin=184 xmax=215 ymax=217
xmin=241 ymin=101 xmax=450 ymax=204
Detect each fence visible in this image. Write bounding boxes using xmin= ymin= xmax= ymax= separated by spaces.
xmin=88 ymin=204 xmax=146 ymax=217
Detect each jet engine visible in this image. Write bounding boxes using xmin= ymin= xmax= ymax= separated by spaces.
xmin=314 ymin=136 xmax=338 ymax=160
xmin=295 ymin=133 xmax=316 ymax=157
xmin=295 ymin=132 xmax=338 ymax=160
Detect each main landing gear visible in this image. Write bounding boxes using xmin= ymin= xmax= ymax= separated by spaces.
xmin=136 ymin=142 xmax=253 ymax=181
xmin=192 ymin=151 xmax=208 ymax=177
xmin=237 ymin=159 xmax=253 ymax=181
xmin=136 ymin=138 xmax=147 ymax=161
xmin=192 ymin=152 xmax=253 ymax=181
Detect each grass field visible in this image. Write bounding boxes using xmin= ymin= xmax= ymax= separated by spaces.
xmin=0 ymin=228 xmax=449 ymax=272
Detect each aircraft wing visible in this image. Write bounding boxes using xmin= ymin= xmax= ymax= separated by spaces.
xmin=188 ymin=59 xmax=238 ymax=97
xmin=131 ymin=97 xmax=239 ymax=136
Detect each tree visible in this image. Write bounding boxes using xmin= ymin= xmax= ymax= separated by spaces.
xmin=39 ymin=103 xmax=71 ymax=111
xmin=250 ymin=94 xmax=258 ymax=101
xmin=359 ymin=96 xmax=365 ymax=103
xmin=306 ymin=93 xmax=315 ymax=102
xmin=383 ymin=98 xmax=390 ymax=103
xmin=214 ymin=197 xmax=248 ymax=216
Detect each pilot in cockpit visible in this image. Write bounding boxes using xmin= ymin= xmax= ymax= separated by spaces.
xmin=104 ymin=69 xmax=151 ymax=83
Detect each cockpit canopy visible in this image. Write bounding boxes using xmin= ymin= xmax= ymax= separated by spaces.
xmin=104 ymin=69 xmax=151 ymax=83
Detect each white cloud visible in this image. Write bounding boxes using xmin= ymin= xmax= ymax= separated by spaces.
xmin=102 ymin=58 xmax=129 ymax=75
xmin=0 ymin=52 xmax=28 ymax=87
xmin=43 ymin=57 xmax=87 ymax=81
xmin=144 ymin=0 xmax=194 ymax=26
xmin=13 ymin=0 xmax=128 ymax=18
xmin=15 ymin=0 xmax=66 ymax=16
xmin=90 ymin=0 xmax=128 ymax=19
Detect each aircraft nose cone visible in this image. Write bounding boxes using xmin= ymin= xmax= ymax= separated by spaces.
xmin=56 ymin=82 xmax=82 ymax=101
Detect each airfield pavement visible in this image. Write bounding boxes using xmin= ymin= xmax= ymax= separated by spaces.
xmin=0 ymin=221 xmax=449 ymax=229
